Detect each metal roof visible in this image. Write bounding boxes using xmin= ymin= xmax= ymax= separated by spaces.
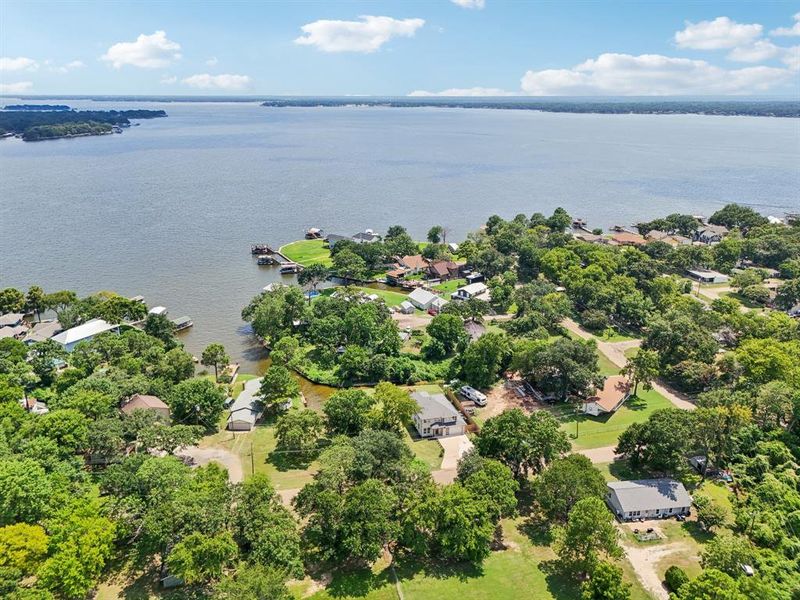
xmin=51 ymin=319 xmax=118 ymax=346
xmin=607 ymin=479 xmax=692 ymax=512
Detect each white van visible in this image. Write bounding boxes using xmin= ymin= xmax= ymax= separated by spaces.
xmin=460 ymin=385 xmax=487 ymax=406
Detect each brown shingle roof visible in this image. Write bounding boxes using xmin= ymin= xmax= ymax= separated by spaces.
xmin=610 ymin=232 xmax=646 ymax=246
xmin=121 ymin=394 xmax=169 ymax=414
xmin=400 ymin=255 xmax=429 ymax=270
xmin=588 ymin=376 xmax=630 ymax=412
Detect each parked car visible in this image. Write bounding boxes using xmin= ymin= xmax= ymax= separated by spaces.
xmin=460 ymin=385 xmax=487 ymax=406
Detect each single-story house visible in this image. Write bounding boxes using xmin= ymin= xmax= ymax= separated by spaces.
xmin=609 ymin=232 xmax=647 ymax=246
xmin=121 ymin=393 xmax=171 ymax=420
xmin=408 ymin=288 xmax=441 ymax=311
xmin=227 ymin=377 xmax=264 ymax=431
xmin=451 ymin=282 xmax=488 ymax=301
xmin=582 ymin=376 xmax=631 ymax=416
xmin=23 ymin=320 xmax=63 ymax=345
xmin=430 ymin=297 xmax=448 ymax=313
xmin=694 ymin=224 xmax=728 ymax=244
xmin=0 ymin=313 xmax=25 ymax=328
xmin=427 ymin=260 xmax=462 ymax=281
xmin=352 ymin=230 xmax=381 ymax=244
xmin=398 ymin=300 xmax=415 ymax=314
xmin=687 ymin=268 xmax=729 ymax=284
xmin=645 ymin=230 xmax=692 ymax=246
xmin=386 ymin=268 xmax=408 ymax=286
xmin=0 ymin=324 xmax=28 ymax=340
xmin=19 ymin=397 xmax=49 ymax=415
xmin=399 ymin=254 xmax=429 ymax=273
xmin=411 ymin=391 xmax=466 ymax=439
xmin=325 ymin=233 xmax=351 ymax=248
xmin=51 ymin=318 xmax=120 ymax=352
xmin=606 ymin=479 xmax=692 ymax=521
xmin=574 ymin=231 xmax=604 ymax=243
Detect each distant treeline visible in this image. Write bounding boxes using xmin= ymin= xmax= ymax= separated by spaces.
xmin=0 ymin=109 xmax=167 ymax=140
xmin=261 ymin=98 xmax=800 ymax=118
xmin=3 ymin=104 xmax=71 ymax=111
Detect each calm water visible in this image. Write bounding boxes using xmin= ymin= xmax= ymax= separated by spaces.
xmin=1 ymin=100 xmax=799 ymax=370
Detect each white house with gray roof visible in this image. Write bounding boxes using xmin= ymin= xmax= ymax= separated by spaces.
xmin=606 ymin=479 xmax=692 ymax=521
xmin=51 ymin=318 xmax=119 ymax=352
xmin=411 ymin=390 xmax=466 ymax=439
xmin=227 ymin=377 xmax=265 ymax=431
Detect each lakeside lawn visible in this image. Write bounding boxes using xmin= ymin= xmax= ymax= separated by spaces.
xmin=433 ymin=278 xmax=466 ymax=294
xmin=281 ymin=239 xmax=333 ymax=267
xmin=549 ymin=388 xmax=674 ymax=451
xmin=303 ymin=518 xmax=651 ymax=600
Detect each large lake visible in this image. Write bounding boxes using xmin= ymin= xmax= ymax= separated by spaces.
xmin=1 ymin=100 xmax=798 ymax=368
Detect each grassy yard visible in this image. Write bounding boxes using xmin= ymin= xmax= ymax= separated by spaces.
xmin=305 ymin=518 xmax=650 ymax=600
xmin=433 ymin=278 xmax=466 ymax=294
xmin=201 ymin=419 xmax=319 ymax=490
xmin=548 ymin=388 xmax=674 ymax=450
xmin=350 ymin=286 xmax=411 ymax=307
xmin=281 ymin=239 xmax=333 ymax=267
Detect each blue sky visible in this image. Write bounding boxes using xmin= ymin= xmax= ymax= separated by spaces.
xmin=1 ymin=1 xmax=799 ymax=96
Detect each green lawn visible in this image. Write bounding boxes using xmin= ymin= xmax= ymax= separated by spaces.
xmin=201 ymin=418 xmax=319 ymax=490
xmin=351 ymin=286 xmax=411 ymax=307
xmin=433 ymin=278 xmax=466 ymax=294
xmin=549 ymin=388 xmax=674 ymax=450
xmin=280 ymin=239 xmax=333 ymax=267
xmin=306 ymin=519 xmax=650 ymax=600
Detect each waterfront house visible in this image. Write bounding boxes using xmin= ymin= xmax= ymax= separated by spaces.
xmin=609 ymin=232 xmax=646 ymax=246
xmin=386 ymin=268 xmax=407 ymax=286
xmin=694 ymin=224 xmax=728 ymax=244
xmin=581 ymin=375 xmax=631 ymax=416
xmin=0 ymin=313 xmax=25 ymax=328
xmin=411 ymin=391 xmax=466 ymax=439
xmin=408 ymin=288 xmax=440 ymax=311
xmin=687 ymin=268 xmax=729 ymax=284
xmin=574 ymin=231 xmax=605 ymax=243
xmin=51 ymin=318 xmax=120 ymax=352
xmin=227 ymin=378 xmax=264 ymax=431
xmin=352 ymin=229 xmax=381 ymax=244
xmin=451 ymin=282 xmax=488 ymax=301
xmin=399 ymin=255 xmax=429 ymax=274
xmin=606 ymin=479 xmax=692 ymax=521
xmin=645 ymin=230 xmax=692 ymax=246
xmin=23 ymin=320 xmax=63 ymax=345
xmin=121 ymin=393 xmax=171 ymax=420
xmin=427 ymin=260 xmax=462 ymax=281
xmin=325 ymin=233 xmax=351 ymax=248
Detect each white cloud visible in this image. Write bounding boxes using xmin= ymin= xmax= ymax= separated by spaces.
xmin=49 ymin=60 xmax=85 ymax=74
xmin=295 ymin=15 xmax=424 ymax=53
xmin=0 ymin=81 xmax=33 ymax=94
xmin=783 ymin=46 xmax=800 ymax=70
xmin=160 ymin=75 xmax=178 ymax=84
xmin=771 ymin=12 xmax=800 ymax=36
xmin=206 ymin=57 xmax=219 ymax=67
xmin=101 ymin=31 xmax=181 ymax=69
xmin=675 ymin=16 xmax=762 ymax=50
xmin=409 ymin=86 xmax=513 ymax=96
xmin=181 ymin=73 xmax=251 ymax=90
xmin=450 ymin=0 xmax=485 ymax=9
xmin=0 ymin=56 xmax=38 ymax=72
xmin=519 ymin=53 xmax=794 ymax=95
xmin=727 ymin=39 xmax=781 ymax=63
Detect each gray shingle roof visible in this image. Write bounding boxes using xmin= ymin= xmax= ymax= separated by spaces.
xmin=412 ymin=391 xmax=465 ymax=426
xmin=607 ymin=479 xmax=692 ymax=512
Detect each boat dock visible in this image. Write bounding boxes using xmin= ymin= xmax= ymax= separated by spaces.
xmin=251 ymin=244 xmax=292 ymax=266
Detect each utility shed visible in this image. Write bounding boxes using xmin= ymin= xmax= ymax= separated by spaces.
xmin=606 ymin=479 xmax=692 ymax=521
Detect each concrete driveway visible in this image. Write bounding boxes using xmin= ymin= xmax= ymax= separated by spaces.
xmin=438 ymin=434 xmax=474 ymax=470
